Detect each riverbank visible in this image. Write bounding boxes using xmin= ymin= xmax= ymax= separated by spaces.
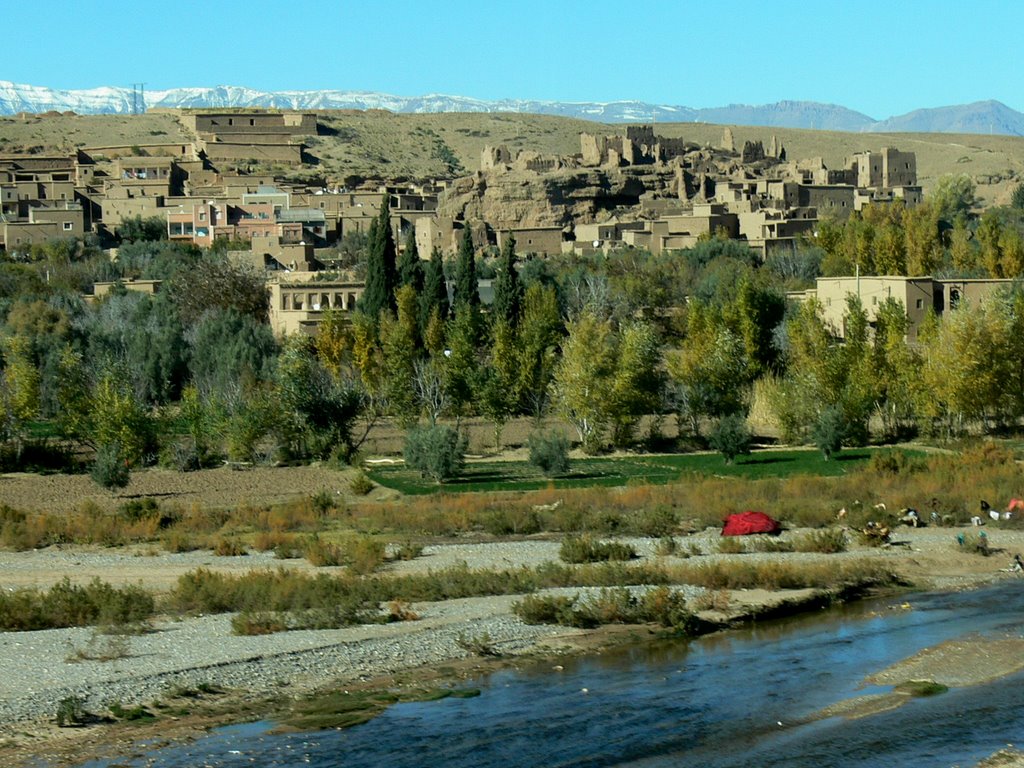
xmin=1 ymin=526 xmax=1022 ymax=767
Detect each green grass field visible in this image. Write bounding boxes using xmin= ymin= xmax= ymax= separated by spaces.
xmin=366 ymin=447 xmax=922 ymax=495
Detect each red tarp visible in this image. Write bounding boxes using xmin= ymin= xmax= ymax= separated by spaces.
xmin=721 ymin=511 xmax=781 ymax=536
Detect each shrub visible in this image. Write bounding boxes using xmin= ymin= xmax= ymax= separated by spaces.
xmin=559 ymin=534 xmax=636 ymax=564
xmin=691 ymin=589 xmax=732 ymax=612
xmin=631 ymin=505 xmax=678 ymax=537
xmin=56 ymin=696 xmax=88 ymax=727
xmin=303 ymin=535 xmax=345 ymax=567
xmin=91 ymin=442 xmax=131 ymax=491
xmin=456 ymin=631 xmax=501 ymax=657
xmin=311 ymin=490 xmax=338 ymax=516
xmin=708 ymin=415 xmax=752 ymax=465
xmin=655 ymin=536 xmax=678 ymax=556
xmin=746 ymin=536 xmax=793 ymax=553
xmin=67 ymin=631 xmax=131 ymax=662
xmin=349 ymin=471 xmax=375 ymax=496
xmin=528 ymin=430 xmax=571 ymax=477
xmin=812 ymin=407 xmax=846 ymax=461
xmin=231 ymin=612 xmax=289 ymax=635
xmin=483 ymin=508 xmax=541 ymax=536
xmin=869 ymin=450 xmax=917 ymax=476
xmin=391 ymin=540 xmax=424 ymax=561
xmin=213 ymin=537 xmax=247 ymax=557
xmin=716 ymin=537 xmax=746 ymax=554
xmin=347 ymin=535 xmax=387 ymax=574
xmin=110 ymin=702 xmax=155 ymax=721
xmin=792 ymin=528 xmax=848 ymax=553
xmin=0 ymin=578 xmax=155 ymax=631
xmin=513 ymin=593 xmax=576 ymax=625
xmin=403 ymin=425 xmax=467 ymax=483
xmin=386 ymin=600 xmax=418 ymax=622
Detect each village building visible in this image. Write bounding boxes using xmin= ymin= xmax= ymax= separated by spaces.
xmin=791 ymin=276 xmax=1015 ymax=344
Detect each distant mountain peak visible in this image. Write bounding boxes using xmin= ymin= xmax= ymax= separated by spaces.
xmin=0 ymin=80 xmax=1020 ymax=135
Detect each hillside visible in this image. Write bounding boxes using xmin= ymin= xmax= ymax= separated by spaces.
xmin=2 ymin=110 xmax=1023 ymax=205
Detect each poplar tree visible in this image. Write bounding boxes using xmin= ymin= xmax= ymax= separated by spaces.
xmin=492 ymin=233 xmax=523 ymax=330
xmin=398 ymin=228 xmax=424 ymax=293
xmin=453 ymin=225 xmax=480 ymax=314
xmin=420 ymin=246 xmax=450 ymax=331
xmin=359 ymin=194 xmax=399 ymax=318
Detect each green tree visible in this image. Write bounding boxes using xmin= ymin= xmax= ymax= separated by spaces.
xmin=515 ymin=284 xmax=563 ymax=419
xmin=667 ymin=304 xmax=749 ymax=437
xmin=553 ymin=310 xmax=616 ymax=453
xmin=1012 ymin=182 xmax=1024 ymax=211
xmin=608 ymin=320 xmax=664 ymax=448
xmin=90 ymin=370 xmax=154 ymax=467
xmin=186 ymin=308 xmax=278 ymax=395
xmin=359 ymin=194 xmax=399 ymax=318
xmin=420 ymin=247 xmax=450 ymax=332
xmin=930 ymin=174 xmax=977 ymax=224
xmin=527 ymin=430 xmax=571 ymax=477
xmin=453 ymin=225 xmax=480 ymax=314
xmin=492 ymin=234 xmax=523 ymax=330
xmin=708 ymin=414 xmax=752 ymax=465
xmin=168 ymin=257 xmax=269 ymax=326
xmin=403 ymin=424 xmax=467 ymax=482
xmin=442 ymin=310 xmax=479 ymax=421
xmin=378 ymin=287 xmax=420 ymax=428
xmin=812 ymin=406 xmax=846 ymax=461
xmin=397 ymin=228 xmax=424 ymax=293
xmin=475 ymin=319 xmax=519 ymax=450
xmin=0 ymin=336 xmax=40 ymax=456
xmin=273 ymin=337 xmax=362 ymax=461
xmin=116 ymin=216 xmax=167 ymax=243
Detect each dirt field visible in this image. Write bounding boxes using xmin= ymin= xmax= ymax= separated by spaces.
xmin=0 ymin=464 xmax=367 ymax=515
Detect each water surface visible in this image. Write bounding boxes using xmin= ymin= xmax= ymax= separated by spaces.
xmin=81 ymin=583 xmax=1024 ymax=768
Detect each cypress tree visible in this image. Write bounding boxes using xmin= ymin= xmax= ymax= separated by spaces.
xmin=492 ymin=233 xmax=523 ymax=330
xmin=420 ymin=246 xmax=450 ymax=332
xmin=398 ymin=227 xmax=424 ymax=293
xmin=453 ymin=224 xmax=480 ymax=313
xmin=358 ymin=194 xmax=398 ymax=318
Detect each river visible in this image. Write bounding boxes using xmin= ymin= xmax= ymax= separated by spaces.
xmin=80 ymin=582 xmax=1024 ymax=768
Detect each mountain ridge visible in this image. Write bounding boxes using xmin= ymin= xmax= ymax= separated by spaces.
xmin=1 ymin=80 xmax=1021 ymax=135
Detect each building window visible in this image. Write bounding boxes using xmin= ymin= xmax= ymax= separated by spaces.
xmin=63 ymin=222 xmax=73 ymax=231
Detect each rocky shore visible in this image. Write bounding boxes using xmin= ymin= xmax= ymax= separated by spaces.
xmin=0 ymin=526 xmax=1021 ymax=766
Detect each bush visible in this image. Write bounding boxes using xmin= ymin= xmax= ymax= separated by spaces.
xmin=213 ymin=537 xmax=247 ymax=557
xmin=56 ymin=696 xmax=88 ymax=727
xmin=812 ymin=407 xmax=846 ymax=461
xmin=792 ymin=528 xmax=848 ymax=553
xmin=528 ymin=430 xmax=571 ymax=477
xmin=655 ymin=536 xmax=678 ymax=556
xmin=311 ymin=490 xmax=338 ymax=516
xmin=559 ymin=534 xmax=636 ymax=564
xmin=869 ymin=449 xmax=916 ymax=476
xmin=716 ymin=537 xmax=746 ymax=554
xmin=91 ymin=442 xmax=131 ymax=491
xmin=231 ymin=611 xmax=288 ymax=635
xmin=403 ymin=425 xmax=467 ymax=483
xmin=349 ymin=471 xmax=375 ymax=496
xmin=631 ymin=505 xmax=678 ymax=537
xmin=708 ymin=414 xmax=752 ymax=465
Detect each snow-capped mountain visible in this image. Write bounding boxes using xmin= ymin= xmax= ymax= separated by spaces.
xmin=0 ymin=80 xmax=1021 ymax=135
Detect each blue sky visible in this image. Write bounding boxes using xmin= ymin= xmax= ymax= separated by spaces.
xmin=8 ymin=0 xmax=1020 ymax=118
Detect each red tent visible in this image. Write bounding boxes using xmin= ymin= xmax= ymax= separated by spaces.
xmin=721 ymin=511 xmax=781 ymax=536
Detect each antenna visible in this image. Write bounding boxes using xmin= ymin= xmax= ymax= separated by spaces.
xmin=131 ymin=83 xmax=146 ymax=115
